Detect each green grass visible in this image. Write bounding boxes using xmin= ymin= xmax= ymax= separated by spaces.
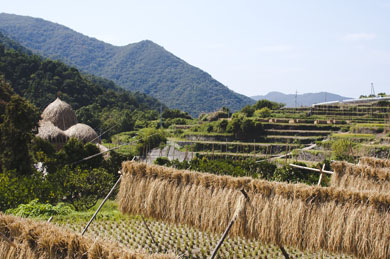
xmin=103 ymin=143 xmax=134 ymax=155
xmin=332 ymin=133 xmax=375 ymax=139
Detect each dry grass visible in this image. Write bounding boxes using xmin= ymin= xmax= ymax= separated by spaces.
xmin=359 ymin=157 xmax=390 ymax=168
xmin=119 ymin=161 xmax=390 ymax=259
xmin=41 ymin=97 xmax=78 ymax=130
xmin=332 ymin=161 xmax=390 ymax=193
xmin=0 ymin=213 xmax=177 ymax=259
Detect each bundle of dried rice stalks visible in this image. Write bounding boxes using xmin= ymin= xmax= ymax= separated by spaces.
xmin=332 ymin=161 xmax=390 ymax=193
xmin=65 ymin=123 xmax=100 ymax=144
xmin=119 ymin=161 xmax=390 ymax=259
xmin=359 ymin=157 xmax=390 ymax=168
xmin=0 ymin=213 xmax=177 ymax=259
xmin=41 ymin=97 xmax=77 ymax=130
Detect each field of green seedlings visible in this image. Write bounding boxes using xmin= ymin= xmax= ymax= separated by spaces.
xmin=52 ymin=201 xmax=352 ymax=259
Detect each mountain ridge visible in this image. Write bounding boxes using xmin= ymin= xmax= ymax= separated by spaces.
xmin=251 ymin=91 xmax=351 ymax=107
xmin=0 ymin=13 xmax=255 ymax=116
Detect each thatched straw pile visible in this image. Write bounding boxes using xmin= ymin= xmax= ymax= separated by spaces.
xmin=0 ymin=213 xmax=177 ymax=259
xmin=359 ymin=157 xmax=390 ymax=168
xmin=332 ymin=161 xmax=390 ymax=193
xmin=41 ymin=98 xmax=77 ymax=130
xmin=119 ymin=161 xmax=390 ymax=259
xmin=36 ymin=120 xmax=68 ymax=143
xmin=65 ymin=123 xmax=100 ymax=144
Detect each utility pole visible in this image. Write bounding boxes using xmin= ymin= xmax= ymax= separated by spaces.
xmin=294 ymin=90 xmax=298 ymax=109
xmin=370 ymin=82 xmax=375 ymax=96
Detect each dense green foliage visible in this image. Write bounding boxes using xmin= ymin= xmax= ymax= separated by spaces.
xmin=0 ymin=81 xmax=127 ymax=211
xmin=0 ymin=136 xmax=126 ymax=211
xmin=0 ymin=36 xmax=166 ymax=137
xmin=240 ymin=99 xmax=284 ymax=117
xmin=6 ymin=199 xmax=74 ymax=218
xmin=0 ymin=13 xmax=255 ymax=116
xmin=135 ymin=128 xmax=167 ymax=157
xmin=331 ymin=139 xmax=355 ymax=162
xmin=0 ymin=77 xmax=39 ymax=174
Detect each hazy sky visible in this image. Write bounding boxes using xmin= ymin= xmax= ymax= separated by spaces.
xmin=2 ymin=0 xmax=390 ymax=98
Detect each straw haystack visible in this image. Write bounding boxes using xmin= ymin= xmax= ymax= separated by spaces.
xmin=119 ymin=161 xmax=390 ymax=259
xmin=65 ymin=123 xmax=100 ymax=144
xmin=41 ymin=98 xmax=77 ymax=130
xmin=0 ymin=213 xmax=177 ymax=259
xmin=36 ymin=120 xmax=68 ymax=144
xmin=37 ymin=98 xmax=102 ymax=146
xmin=332 ymin=161 xmax=390 ymax=193
xmin=359 ymin=157 xmax=390 ymax=168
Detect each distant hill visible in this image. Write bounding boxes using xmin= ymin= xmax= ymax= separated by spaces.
xmin=0 ymin=32 xmax=166 ymax=137
xmin=251 ymin=91 xmax=351 ymax=107
xmin=0 ymin=13 xmax=254 ymax=116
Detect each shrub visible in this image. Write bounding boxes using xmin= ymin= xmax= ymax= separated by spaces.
xmin=254 ymin=107 xmax=271 ymax=118
xmin=331 ymin=139 xmax=355 ymax=162
xmin=6 ymin=199 xmax=74 ymax=218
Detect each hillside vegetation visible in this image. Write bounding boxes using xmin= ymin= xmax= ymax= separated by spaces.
xmin=0 ymin=13 xmax=254 ymax=116
xmin=0 ymin=32 xmax=166 ymax=135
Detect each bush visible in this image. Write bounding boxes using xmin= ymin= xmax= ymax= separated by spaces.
xmin=52 ymin=166 xmax=115 ymax=211
xmin=254 ymin=99 xmax=284 ymax=110
xmin=0 ymin=170 xmax=58 ymax=211
xmin=254 ymin=107 xmax=271 ymax=118
xmin=6 ymin=199 xmax=74 ymax=218
xmin=331 ymin=139 xmax=355 ymax=162
xmin=135 ymin=128 xmax=166 ymax=156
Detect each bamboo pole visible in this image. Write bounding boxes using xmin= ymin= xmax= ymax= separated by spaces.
xmin=141 ymin=214 xmax=160 ymax=251
xmin=81 ymin=174 xmax=122 ymax=236
xmin=209 ymin=190 xmax=249 ymax=259
xmin=289 ymin=163 xmax=333 ymax=175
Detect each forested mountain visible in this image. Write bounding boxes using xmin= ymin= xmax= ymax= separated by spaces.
xmin=251 ymin=91 xmax=351 ymax=107
xmin=0 ymin=13 xmax=254 ymax=116
xmin=0 ymin=32 xmax=166 ymax=136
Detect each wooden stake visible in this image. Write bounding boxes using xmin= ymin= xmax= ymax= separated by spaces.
xmin=81 ymin=174 xmax=122 ymax=236
xmin=317 ymin=164 xmax=326 ymax=186
xmin=209 ymin=189 xmax=249 ymax=259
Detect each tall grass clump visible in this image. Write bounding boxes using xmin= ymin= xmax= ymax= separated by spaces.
xmin=119 ymin=161 xmax=390 ymax=259
xmin=332 ymin=161 xmax=390 ymax=193
xmin=0 ymin=213 xmax=177 ymax=259
xmin=359 ymin=157 xmax=390 ymax=168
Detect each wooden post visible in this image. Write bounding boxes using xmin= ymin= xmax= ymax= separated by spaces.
xmin=317 ymin=164 xmax=326 ymax=186
xmin=0 ymin=232 xmax=16 ymax=248
xmin=81 ymin=174 xmax=122 ymax=236
xmin=209 ymin=189 xmax=249 ymax=259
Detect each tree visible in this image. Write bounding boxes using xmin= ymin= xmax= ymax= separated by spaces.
xmin=241 ymin=105 xmax=255 ymax=117
xmin=254 ymin=99 xmax=284 ymax=110
xmin=0 ymin=90 xmax=39 ymax=175
xmin=254 ymin=107 xmax=271 ymax=118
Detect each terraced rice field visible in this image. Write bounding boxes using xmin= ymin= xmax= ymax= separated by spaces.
xmin=55 ymin=214 xmax=352 ymax=258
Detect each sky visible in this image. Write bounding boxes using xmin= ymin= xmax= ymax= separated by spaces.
xmin=2 ymin=0 xmax=390 ymax=98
